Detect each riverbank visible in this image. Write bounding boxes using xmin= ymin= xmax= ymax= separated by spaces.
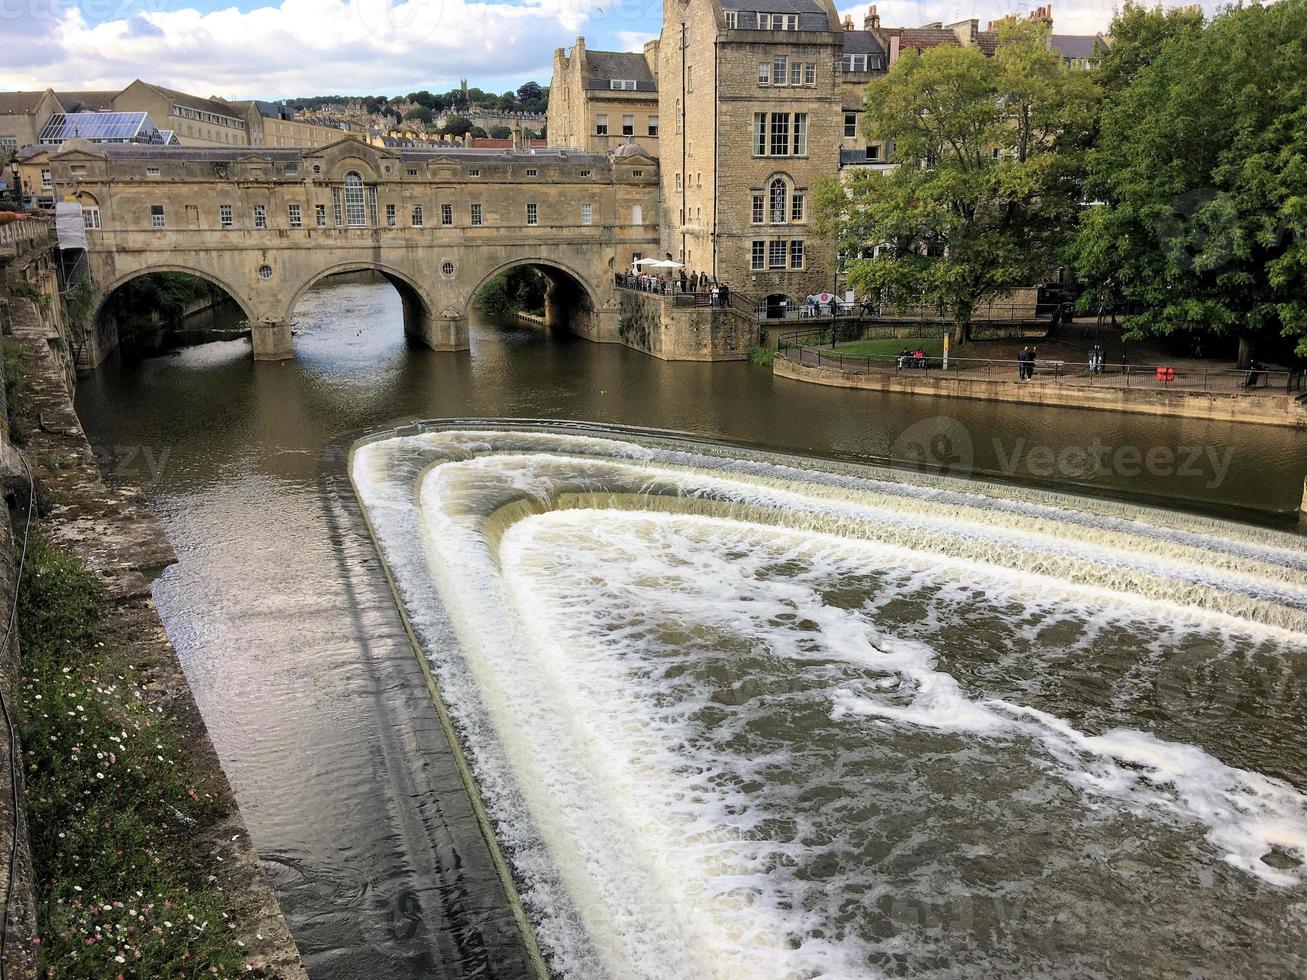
xmin=3 ymin=294 xmax=305 ymax=976
xmin=775 ymin=352 xmax=1307 ymax=429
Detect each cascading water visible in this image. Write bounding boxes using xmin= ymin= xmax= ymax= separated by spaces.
xmin=351 ymin=422 xmax=1307 ymax=979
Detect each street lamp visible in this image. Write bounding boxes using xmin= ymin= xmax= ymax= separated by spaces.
xmin=8 ymin=155 xmax=21 ymax=210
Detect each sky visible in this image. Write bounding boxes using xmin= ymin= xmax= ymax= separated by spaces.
xmin=0 ymin=0 xmax=1215 ymax=101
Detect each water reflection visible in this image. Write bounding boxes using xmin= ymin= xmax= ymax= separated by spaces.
xmin=72 ymin=281 xmax=1307 ymax=979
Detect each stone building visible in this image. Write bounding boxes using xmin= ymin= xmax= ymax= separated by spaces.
xmin=0 ymin=90 xmax=65 ymax=159
xmin=551 ymin=2 xmax=1100 ymax=309
xmin=548 ymin=37 xmax=661 ymax=155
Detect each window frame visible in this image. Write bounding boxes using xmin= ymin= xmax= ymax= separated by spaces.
xmin=219 ymin=203 xmax=233 ymax=229
xmin=526 ymin=202 xmax=538 ymax=226
xmin=150 ymin=204 xmax=165 ymax=229
xmin=441 ymin=203 xmax=453 ymax=225
xmin=410 ymin=204 xmax=423 ymax=227
xmin=288 ymin=203 xmax=302 ymax=228
xmin=471 ymin=203 xmax=482 ymax=226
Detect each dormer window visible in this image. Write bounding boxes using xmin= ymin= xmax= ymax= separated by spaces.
xmin=725 ymin=10 xmax=737 ymax=28
xmin=610 ymin=79 xmax=637 ymax=91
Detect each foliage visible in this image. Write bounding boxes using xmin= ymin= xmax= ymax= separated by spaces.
xmin=816 ymin=20 xmax=1097 ymax=343
xmin=746 ymin=344 xmax=776 ymax=366
xmin=440 ymin=116 xmax=474 ymax=138
xmin=62 ymin=278 xmax=96 ymax=344
xmin=1094 ymin=1 xmax=1204 ymax=97
xmin=488 ymin=125 xmax=513 ymax=140
xmin=1070 ymin=0 xmax=1307 ymax=360
xmin=17 ymin=535 xmax=247 ymax=977
xmin=473 ymin=267 xmax=547 ymax=318
xmin=402 ymin=105 xmax=433 ymax=125
xmin=617 ymin=292 xmax=655 ymax=350
xmin=102 ymin=272 xmax=218 ymax=331
xmin=1 ymin=337 xmax=32 ymax=443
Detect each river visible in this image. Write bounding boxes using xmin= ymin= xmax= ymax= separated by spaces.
xmin=74 ymin=280 xmax=1307 ymax=978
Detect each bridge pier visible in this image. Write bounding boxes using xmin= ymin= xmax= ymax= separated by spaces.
xmin=406 ymin=310 xmax=470 ymax=353
xmin=251 ymin=320 xmax=294 ymax=361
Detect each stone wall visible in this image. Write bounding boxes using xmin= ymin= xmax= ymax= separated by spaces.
xmin=617 ymin=289 xmax=755 ymax=360
xmin=775 ymin=354 xmax=1307 ymax=428
xmin=3 ymin=290 xmax=307 ymax=975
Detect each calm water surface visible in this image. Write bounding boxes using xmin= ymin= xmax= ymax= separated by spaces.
xmin=73 ymin=282 xmax=1307 ymax=978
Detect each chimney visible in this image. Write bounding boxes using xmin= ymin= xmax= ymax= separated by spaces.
xmin=864 ymin=4 xmax=880 ymax=30
xmin=843 ymin=14 xmax=854 ymax=30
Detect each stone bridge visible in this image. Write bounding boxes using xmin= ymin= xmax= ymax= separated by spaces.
xmin=37 ymin=136 xmax=660 ymax=362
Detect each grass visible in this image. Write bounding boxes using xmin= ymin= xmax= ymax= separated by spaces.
xmin=2 ymin=339 xmax=33 ymax=444
xmin=16 ymin=534 xmax=250 ymax=977
xmin=747 ymin=345 xmax=776 ymax=366
xmin=830 ymin=337 xmax=946 ymax=359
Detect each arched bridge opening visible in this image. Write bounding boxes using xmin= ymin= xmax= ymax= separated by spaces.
xmin=468 ymin=259 xmax=601 ymax=341
xmin=89 ymin=269 xmax=254 ymax=368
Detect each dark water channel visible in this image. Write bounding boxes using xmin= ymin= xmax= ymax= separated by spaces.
xmin=73 ymin=281 xmax=1307 ymax=978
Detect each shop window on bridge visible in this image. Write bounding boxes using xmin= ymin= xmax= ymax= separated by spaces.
xmin=368 ymin=185 xmax=379 ymax=226
xmin=253 ymin=204 xmax=267 ymax=229
xmin=441 ymin=203 xmax=452 ymax=225
xmin=315 ymin=204 xmax=326 ymax=227
xmin=150 ymin=204 xmax=165 ymax=229
xmin=386 ymin=204 xmax=396 ymax=226
xmin=411 ymin=205 xmax=423 ymax=227
xmin=331 ymin=187 xmax=342 ymax=226
xmin=288 ymin=203 xmax=302 ymax=228
xmin=344 ymin=171 xmax=367 ymax=226
xmin=527 ymin=203 xmax=538 ymax=226
xmin=471 ymin=203 xmax=482 ymax=226
xmin=219 ymin=203 xmax=233 ymax=228
xmin=81 ymin=206 xmax=100 ymax=230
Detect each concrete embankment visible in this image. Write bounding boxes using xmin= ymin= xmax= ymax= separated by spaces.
xmin=3 ymin=293 xmax=306 ymax=976
xmin=774 ymin=356 xmax=1307 ymax=429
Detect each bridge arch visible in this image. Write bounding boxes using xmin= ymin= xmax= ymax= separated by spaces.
xmin=272 ymin=260 xmax=440 ymax=360
xmin=463 ymin=256 xmax=604 ymax=337
xmin=93 ymin=264 xmax=256 ymax=325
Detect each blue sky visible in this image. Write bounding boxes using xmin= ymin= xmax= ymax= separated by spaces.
xmin=0 ymin=0 xmax=1196 ymax=100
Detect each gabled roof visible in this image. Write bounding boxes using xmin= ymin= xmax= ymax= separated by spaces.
xmin=583 ymin=50 xmax=657 ymax=91
xmin=842 ymin=31 xmax=888 ymax=57
xmin=56 ymin=90 xmax=119 ymax=112
xmin=0 ymin=90 xmax=55 ymax=115
xmin=133 ymin=81 xmax=244 ymax=121
xmin=1052 ymin=34 xmax=1103 ymax=60
xmin=894 ymin=27 xmax=962 ymax=52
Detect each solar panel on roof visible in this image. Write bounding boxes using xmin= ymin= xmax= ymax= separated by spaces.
xmin=39 ymin=111 xmax=159 ymax=144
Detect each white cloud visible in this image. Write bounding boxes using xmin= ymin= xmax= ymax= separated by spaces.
xmin=0 ymin=0 xmax=606 ymax=96
xmin=615 ymin=29 xmax=656 ymax=51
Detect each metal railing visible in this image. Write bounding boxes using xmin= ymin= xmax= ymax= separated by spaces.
xmin=781 ymin=344 xmax=1307 ymax=395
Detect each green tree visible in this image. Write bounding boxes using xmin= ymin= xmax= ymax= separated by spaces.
xmin=1095 ymin=1 xmax=1204 ymax=97
xmin=1071 ymin=0 xmax=1307 ymax=362
xmin=815 ymin=19 xmax=1096 ymax=343
xmin=488 ymin=125 xmax=513 ymax=139
xmin=403 ymin=105 xmax=433 ymax=125
xmin=516 ymin=81 xmax=544 ymax=107
xmin=441 ymin=115 xmax=473 ymax=138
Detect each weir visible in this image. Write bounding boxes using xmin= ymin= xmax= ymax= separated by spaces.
xmin=351 ymin=422 xmax=1307 ymax=979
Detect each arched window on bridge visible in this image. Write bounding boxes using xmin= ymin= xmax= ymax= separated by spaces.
xmin=344 ymin=171 xmax=367 ymax=227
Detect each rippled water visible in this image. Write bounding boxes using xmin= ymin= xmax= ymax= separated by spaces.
xmin=352 ymin=426 xmax=1307 ymax=978
xmin=72 ymin=281 xmax=1307 ymax=978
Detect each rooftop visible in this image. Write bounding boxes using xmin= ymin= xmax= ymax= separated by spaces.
xmin=582 ymin=50 xmax=657 ymax=92
xmin=38 ymin=111 xmax=166 ymax=145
